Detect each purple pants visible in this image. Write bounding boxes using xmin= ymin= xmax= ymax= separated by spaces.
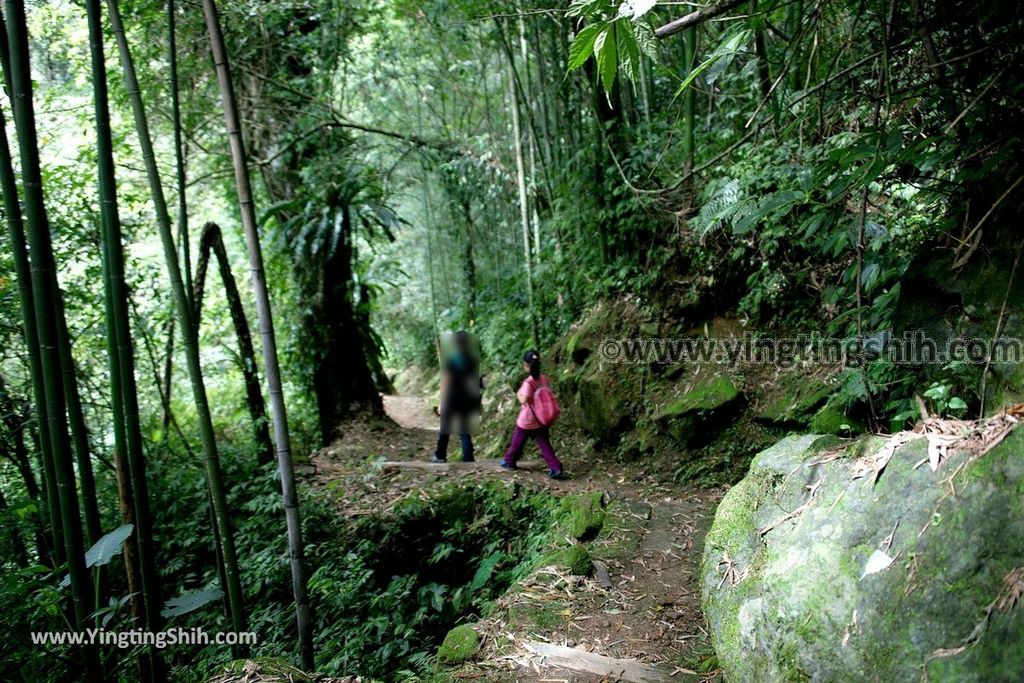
xmin=503 ymin=426 xmax=562 ymax=472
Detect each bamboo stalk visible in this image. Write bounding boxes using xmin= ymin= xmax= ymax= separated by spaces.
xmin=192 ymin=222 xmax=273 ymax=465
xmin=104 ymin=0 xmax=248 ymax=642
xmin=199 ymin=0 xmax=312 ymax=668
xmin=86 ymin=1 xmax=165 ymax=678
xmin=3 ymin=1 xmax=97 ymax=673
xmin=0 ymin=5 xmax=63 ymax=567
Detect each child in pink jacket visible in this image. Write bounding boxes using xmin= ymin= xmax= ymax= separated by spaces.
xmin=500 ymin=350 xmax=564 ymax=479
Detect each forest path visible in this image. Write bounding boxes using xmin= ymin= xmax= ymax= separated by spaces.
xmin=308 ymin=395 xmax=722 ymax=682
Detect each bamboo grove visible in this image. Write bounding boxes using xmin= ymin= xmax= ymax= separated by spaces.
xmin=0 ymin=0 xmax=1021 ymax=680
xmin=0 ymin=0 xmax=311 ymax=678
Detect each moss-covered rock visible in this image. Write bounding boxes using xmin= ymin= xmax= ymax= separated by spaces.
xmin=545 ymin=544 xmax=593 ymax=576
xmin=562 ymin=491 xmax=606 ymax=541
xmin=756 ymin=373 xmax=831 ymax=425
xmin=655 ymin=374 xmax=742 ymax=446
xmin=566 ymin=329 xmax=591 ymax=364
xmin=702 ymin=428 xmax=1024 ymax=682
xmin=437 ymin=624 xmax=480 ymax=663
xmin=575 ymin=374 xmax=630 ymax=441
xmin=808 ymin=404 xmax=865 ymax=435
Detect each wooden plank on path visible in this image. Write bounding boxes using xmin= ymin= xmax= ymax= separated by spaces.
xmin=524 ymin=641 xmax=677 ymax=683
xmin=379 ymin=460 xmax=546 ymax=472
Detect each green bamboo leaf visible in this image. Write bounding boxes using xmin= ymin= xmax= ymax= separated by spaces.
xmin=672 ymin=29 xmax=750 ymax=101
xmin=469 ymin=551 xmax=503 ymax=592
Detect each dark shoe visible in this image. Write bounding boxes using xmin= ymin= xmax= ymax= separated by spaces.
xmin=461 ymin=455 xmax=475 ymax=463
xmin=547 ymin=469 xmax=564 ymax=480
xmin=432 ymin=455 xmax=447 ymax=463
xmin=499 ymin=460 xmax=517 ymax=470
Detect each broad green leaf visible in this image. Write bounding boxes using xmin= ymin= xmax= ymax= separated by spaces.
xmin=61 ymin=524 xmax=135 ymax=588
xmin=161 ymin=589 xmax=225 ymax=618
xmin=567 ymin=0 xmax=606 ymax=18
xmin=86 ymin=524 xmax=134 ymax=568
xmin=469 ymin=551 xmax=503 ymax=592
xmin=616 ymin=19 xmax=641 ymax=83
xmin=567 ymin=24 xmax=604 ymax=71
xmin=633 ymin=20 xmax=658 ymax=60
xmin=596 ymin=24 xmax=618 ymax=94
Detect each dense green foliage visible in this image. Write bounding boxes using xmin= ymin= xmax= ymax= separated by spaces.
xmin=0 ymin=0 xmax=1022 ymax=680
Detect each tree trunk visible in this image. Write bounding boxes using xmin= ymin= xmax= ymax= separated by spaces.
xmin=751 ymin=1 xmax=772 ymax=102
xmin=309 ymin=207 xmax=382 ymax=442
xmin=105 ymin=0 xmax=248 ymax=644
xmin=460 ymin=201 xmax=477 ymax=325
xmin=160 ymin=314 xmax=175 ymax=439
xmin=199 ymin=0 xmax=313 ymax=669
xmin=192 ymin=222 xmax=273 ymax=465
xmin=3 ymin=2 xmax=98 ymax=674
xmin=54 ymin=295 xmax=103 ymax=550
xmin=167 ymin=0 xmax=192 ymax=309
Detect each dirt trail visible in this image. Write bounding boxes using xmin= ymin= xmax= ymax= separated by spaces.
xmin=308 ymin=395 xmax=723 ymax=682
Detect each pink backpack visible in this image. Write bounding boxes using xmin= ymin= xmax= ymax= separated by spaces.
xmin=529 ymin=377 xmax=561 ymax=426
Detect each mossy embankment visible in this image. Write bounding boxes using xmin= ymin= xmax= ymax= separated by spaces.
xmin=473 ymin=298 xmax=858 ymax=487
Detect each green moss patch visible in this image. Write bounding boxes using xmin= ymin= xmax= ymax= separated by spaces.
xmin=561 ymin=491 xmax=606 ymax=541
xmin=437 ymin=624 xmax=480 ymax=663
xmin=808 ymin=404 xmax=865 ymax=435
xmin=655 ymin=374 xmax=743 ymax=447
xmin=757 ymin=373 xmax=831 ymax=425
xmin=702 ymin=427 xmax=1024 ymax=682
xmin=661 ymin=375 xmax=741 ymax=417
xmin=561 ymin=544 xmax=593 ymax=577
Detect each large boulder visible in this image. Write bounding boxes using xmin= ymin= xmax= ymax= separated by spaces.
xmin=756 ymin=372 xmax=831 ymax=426
xmin=575 ymin=374 xmax=631 ymax=441
xmin=702 ymin=426 xmax=1024 ymax=682
xmin=655 ymin=374 xmax=742 ymax=446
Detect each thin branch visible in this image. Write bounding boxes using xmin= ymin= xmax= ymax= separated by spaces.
xmin=655 ymin=0 xmax=748 ymax=39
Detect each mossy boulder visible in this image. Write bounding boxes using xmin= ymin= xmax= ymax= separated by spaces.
xmin=561 ymin=491 xmax=606 ymax=541
xmin=655 ymin=374 xmax=742 ymax=446
xmin=894 ymin=243 xmax=1024 ymax=409
xmin=757 ymin=373 xmax=831 ymax=425
xmin=808 ymin=404 xmax=866 ymax=435
xmin=702 ymin=429 xmax=1024 ymax=682
xmin=437 ymin=624 xmax=480 ymax=663
xmin=575 ymin=374 xmax=630 ymax=442
xmin=545 ymin=544 xmax=594 ymax=576
xmin=566 ymin=329 xmax=591 ymax=364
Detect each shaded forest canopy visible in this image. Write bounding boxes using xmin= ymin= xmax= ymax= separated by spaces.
xmin=0 ymin=0 xmax=1022 ymax=680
